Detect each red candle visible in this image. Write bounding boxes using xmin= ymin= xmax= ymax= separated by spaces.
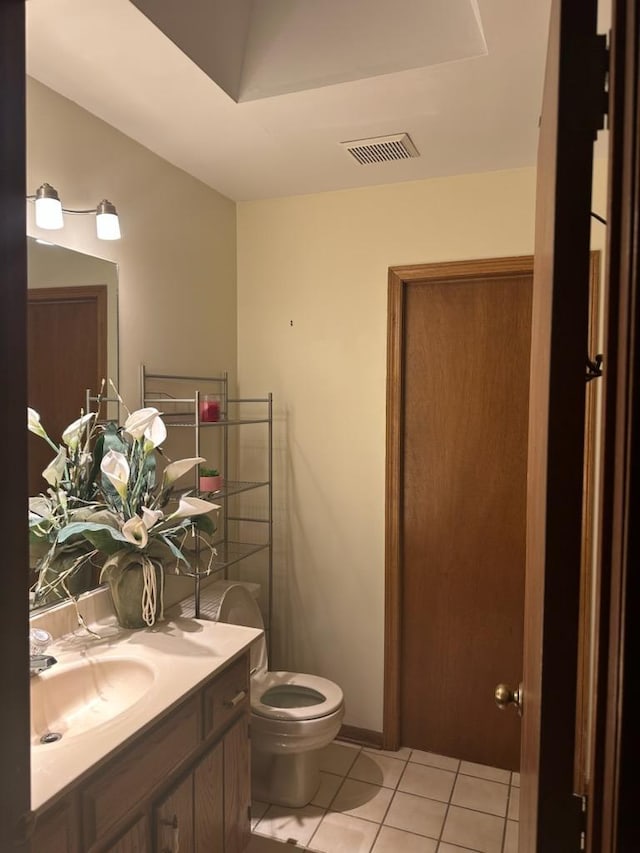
xmin=199 ymin=397 xmax=220 ymax=422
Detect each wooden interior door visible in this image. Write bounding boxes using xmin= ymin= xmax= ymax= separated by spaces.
xmin=0 ymin=2 xmax=30 ymax=850
xmin=519 ymin=0 xmax=602 ymax=850
xmin=398 ymin=258 xmax=532 ymax=771
xmin=27 ymin=285 xmax=107 ymax=495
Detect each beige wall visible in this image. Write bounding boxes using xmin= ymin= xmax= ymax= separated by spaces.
xmin=27 ymin=77 xmax=238 ymax=606
xmin=26 ymin=74 xmax=609 ymax=732
xmin=27 ymin=77 xmax=237 ymax=409
xmin=237 ymin=160 xmax=609 ymax=732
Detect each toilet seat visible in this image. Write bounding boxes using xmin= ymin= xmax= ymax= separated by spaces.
xmin=215 ymin=583 xmax=344 ymax=721
xmin=252 ymin=671 xmax=344 ymax=722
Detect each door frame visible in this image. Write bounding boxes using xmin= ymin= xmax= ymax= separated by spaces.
xmin=0 ymin=1 xmax=30 ymax=849
xmin=593 ymin=0 xmax=640 ymax=848
xmin=383 ymin=254 xmax=534 ymax=751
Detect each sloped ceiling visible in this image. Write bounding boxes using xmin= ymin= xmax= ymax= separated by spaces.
xmin=130 ymin=0 xmax=488 ymax=102
xmin=26 ymin=0 xmax=588 ymax=201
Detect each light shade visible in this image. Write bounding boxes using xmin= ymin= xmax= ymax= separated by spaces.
xmin=96 ymin=199 xmax=121 ymax=240
xmin=34 ymin=183 xmax=63 ymax=230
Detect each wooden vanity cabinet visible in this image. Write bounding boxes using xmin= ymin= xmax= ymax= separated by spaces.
xmin=103 ymin=817 xmax=149 ymax=852
xmin=30 ymin=793 xmax=81 ymax=853
xmin=223 ymin=717 xmax=251 ymax=853
xmin=153 ymin=715 xmax=250 ymax=853
xmin=31 ymin=651 xmax=251 ymax=853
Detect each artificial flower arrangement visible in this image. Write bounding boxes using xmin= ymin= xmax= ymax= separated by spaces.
xmin=28 ymin=408 xmax=105 ymax=606
xmin=28 ymin=389 xmax=219 ymax=627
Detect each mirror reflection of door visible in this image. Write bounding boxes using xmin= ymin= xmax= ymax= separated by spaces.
xmin=27 ymin=284 xmax=107 ymax=496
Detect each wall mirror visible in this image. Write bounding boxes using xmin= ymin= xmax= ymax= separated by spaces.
xmin=27 ymin=236 xmax=119 ymax=609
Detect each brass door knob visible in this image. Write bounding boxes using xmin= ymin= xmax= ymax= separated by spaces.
xmin=495 ymin=682 xmax=523 ymax=717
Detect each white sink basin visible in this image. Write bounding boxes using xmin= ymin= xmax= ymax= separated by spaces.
xmin=30 ymin=657 xmax=155 ymax=745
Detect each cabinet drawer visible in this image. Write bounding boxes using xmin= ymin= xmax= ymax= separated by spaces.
xmin=204 ymin=654 xmax=249 ymax=740
xmin=83 ymin=696 xmax=200 ymax=845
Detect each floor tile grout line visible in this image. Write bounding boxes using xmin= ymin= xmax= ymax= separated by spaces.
xmin=500 ymin=785 xmax=515 ymax=853
xmin=456 ymin=773 xmax=511 ymax=789
xmin=305 ymin=746 xmax=360 ymax=853
xmin=434 ymin=760 xmax=460 ymax=850
xmin=367 ymin=754 xmax=412 ymax=852
xmin=309 ymin=745 xmax=414 ymax=853
xmin=252 ymin=783 xmax=516 ymax=839
xmin=251 ymin=743 xmax=516 ymax=852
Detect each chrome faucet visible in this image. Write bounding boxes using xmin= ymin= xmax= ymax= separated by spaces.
xmin=29 ymin=628 xmax=57 ymax=677
xmin=29 ymin=654 xmax=57 ymax=677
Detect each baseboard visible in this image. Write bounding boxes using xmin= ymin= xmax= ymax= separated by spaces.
xmin=338 ymin=725 xmax=384 ymax=749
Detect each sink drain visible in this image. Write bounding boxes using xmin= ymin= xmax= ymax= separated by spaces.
xmin=40 ymin=732 xmax=62 ymax=744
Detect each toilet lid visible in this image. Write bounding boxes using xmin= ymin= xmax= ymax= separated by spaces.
xmin=252 ymin=671 xmax=344 ymax=721
xmin=217 ymin=584 xmax=267 ymax=676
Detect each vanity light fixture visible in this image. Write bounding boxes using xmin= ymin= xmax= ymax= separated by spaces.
xmin=95 ymin=199 xmax=121 ymax=241
xmin=33 ymin=182 xmax=63 ymax=230
xmin=28 ymin=182 xmax=121 ymax=241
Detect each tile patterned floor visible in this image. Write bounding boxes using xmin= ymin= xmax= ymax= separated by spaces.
xmin=248 ymin=741 xmax=520 ymax=853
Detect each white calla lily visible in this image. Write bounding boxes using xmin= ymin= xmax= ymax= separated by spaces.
xmin=162 ymin=457 xmax=206 ymax=487
xmin=122 ymin=515 xmax=149 ymax=548
xmin=62 ymin=412 xmax=95 ymax=450
xmin=29 ymin=496 xmax=53 ymax=520
xmin=141 ymin=506 xmax=163 ymax=530
xmin=27 ymin=407 xmax=48 ymax=439
xmin=101 ymin=449 xmax=130 ymax=499
xmin=124 ymin=408 xmax=162 ymax=441
xmin=170 ymin=496 xmax=219 ymax=520
xmin=42 ymin=447 xmax=67 ymax=487
xmin=143 ymin=414 xmax=167 ymax=451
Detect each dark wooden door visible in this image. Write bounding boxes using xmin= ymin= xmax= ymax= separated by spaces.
xmin=519 ymin=0 xmax=600 ymax=850
xmin=27 ymin=285 xmax=107 ymax=495
xmin=399 ymin=259 xmax=532 ymax=770
xmin=0 ymin=2 xmax=30 ymax=851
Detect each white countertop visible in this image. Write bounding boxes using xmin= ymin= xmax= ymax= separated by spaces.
xmin=31 ymin=615 xmax=261 ymax=811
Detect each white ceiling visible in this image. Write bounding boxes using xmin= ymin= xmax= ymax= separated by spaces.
xmin=26 ymin=0 xmax=599 ymax=202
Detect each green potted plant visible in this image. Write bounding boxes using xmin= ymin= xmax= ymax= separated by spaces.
xmin=199 ymin=466 xmax=222 ymax=493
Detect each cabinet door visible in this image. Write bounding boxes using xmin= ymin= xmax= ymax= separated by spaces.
xmin=31 ymin=796 xmax=80 ymax=853
xmin=194 ymin=741 xmax=224 ymax=852
xmin=102 ymin=817 xmax=149 ymax=852
xmin=224 ymin=717 xmax=251 ymax=853
xmin=83 ymin=696 xmax=199 ymax=845
xmin=155 ymin=773 xmax=194 ymax=853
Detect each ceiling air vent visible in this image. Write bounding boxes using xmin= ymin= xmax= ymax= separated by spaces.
xmin=340 ymin=133 xmax=419 ymax=165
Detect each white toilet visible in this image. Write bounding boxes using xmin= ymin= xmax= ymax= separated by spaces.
xmin=214 ymin=583 xmax=345 ymax=807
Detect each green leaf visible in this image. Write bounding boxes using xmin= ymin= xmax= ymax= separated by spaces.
xmin=159 ymin=534 xmax=189 ymax=565
xmin=193 ymin=514 xmax=216 ymax=536
xmin=57 ymin=521 xmax=129 ymax=555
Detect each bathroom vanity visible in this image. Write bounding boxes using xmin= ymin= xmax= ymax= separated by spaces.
xmin=29 ymin=614 xmax=261 ymax=853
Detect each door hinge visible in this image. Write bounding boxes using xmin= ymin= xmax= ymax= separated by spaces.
xmin=574 ymin=793 xmax=588 ymax=851
xmin=586 ymin=353 xmax=603 ymax=382
xmin=589 ymin=34 xmax=609 ymax=136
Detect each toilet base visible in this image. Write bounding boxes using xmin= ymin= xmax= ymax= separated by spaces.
xmin=252 ymin=744 xmax=321 ymax=808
